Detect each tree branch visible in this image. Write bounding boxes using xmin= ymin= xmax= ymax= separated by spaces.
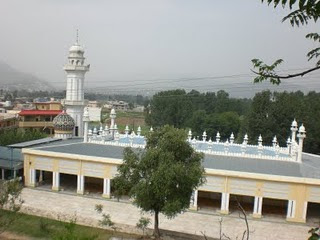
xmin=237 ymin=200 xmax=249 ymax=240
xmin=252 ymin=65 xmax=320 ymax=80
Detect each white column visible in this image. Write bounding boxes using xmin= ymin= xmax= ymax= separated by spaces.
xmin=287 ymin=200 xmax=296 ymax=219
xmin=253 ymin=196 xmax=263 ymax=217
xmin=190 ymin=190 xmax=198 ymax=210
xmin=303 ymin=201 xmax=308 ymax=221
xmin=29 ymin=169 xmax=36 ymax=187
xmin=77 ymin=175 xmax=84 ymax=194
xmin=221 ymin=193 xmax=230 ymax=214
xmin=103 ymin=178 xmax=111 ymax=198
xmin=193 ymin=190 xmax=198 ymax=208
xmin=1 ymin=168 xmax=5 ymax=180
xmin=84 ymin=121 xmax=89 ymax=143
xmin=13 ymin=170 xmax=17 ymax=178
xmin=52 ymin=172 xmax=60 ymax=191
xmin=297 ymin=139 xmax=304 ymax=163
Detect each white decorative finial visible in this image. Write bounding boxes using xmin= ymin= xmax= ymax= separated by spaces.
xmin=299 ymin=124 xmax=306 ymax=134
xmin=291 ymin=118 xmax=298 ymax=143
xmin=137 ymin=126 xmax=141 ymax=136
xmin=188 ymin=129 xmax=192 ymax=141
xmin=216 ymin=132 xmax=220 ymax=143
xmin=291 ymin=119 xmax=298 ymax=128
xmin=224 ymin=139 xmax=229 ymax=153
xmin=258 ymin=134 xmax=263 ymax=146
xmin=272 ymin=135 xmax=277 ymax=147
xmin=243 ymin=134 xmax=248 ymax=145
xmin=76 ymin=29 xmax=79 ymax=44
xmin=202 ymin=131 xmax=207 ymax=142
xmin=125 ymin=125 xmax=129 ymax=136
xmin=258 ymin=134 xmax=263 ymax=153
xmin=230 ymin=132 xmax=235 ymax=144
xmin=287 ymin=137 xmax=291 ymax=145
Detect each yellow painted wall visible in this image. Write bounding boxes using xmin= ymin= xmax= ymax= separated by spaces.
xmin=34 ymin=102 xmax=62 ymax=110
xmin=23 ymin=151 xmax=320 ymax=224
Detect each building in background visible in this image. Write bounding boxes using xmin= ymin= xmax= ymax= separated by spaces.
xmin=0 ymin=112 xmax=18 ymax=130
xmin=87 ymin=106 xmax=101 ymax=122
xmin=88 ymin=101 xmax=99 ymax=108
xmin=33 ymin=101 xmax=61 ymax=111
xmin=18 ymin=100 xmax=62 ymax=135
xmin=104 ymin=100 xmax=129 ymax=111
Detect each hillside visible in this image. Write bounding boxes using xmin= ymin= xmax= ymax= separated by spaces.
xmin=0 ymin=61 xmax=54 ymax=91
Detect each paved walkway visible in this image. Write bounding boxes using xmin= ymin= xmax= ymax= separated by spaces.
xmin=21 ymin=188 xmax=311 ymax=240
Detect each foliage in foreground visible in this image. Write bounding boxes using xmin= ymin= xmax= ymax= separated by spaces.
xmin=252 ymin=0 xmax=320 ymax=83
xmin=113 ymin=125 xmax=205 ymax=238
xmin=0 ymin=178 xmax=24 ymax=234
xmin=136 ymin=217 xmax=151 ymax=237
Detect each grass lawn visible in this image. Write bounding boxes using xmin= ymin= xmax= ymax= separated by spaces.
xmin=0 ymin=210 xmax=139 ymax=239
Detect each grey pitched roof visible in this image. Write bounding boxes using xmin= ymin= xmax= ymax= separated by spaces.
xmin=0 ymin=146 xmax=23 ymax=170
xmin=29 ymin=139 xmax=320 ymax=180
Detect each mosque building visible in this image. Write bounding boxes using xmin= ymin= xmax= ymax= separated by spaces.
xmin=21 ymin=39 xmax=320 ymax=224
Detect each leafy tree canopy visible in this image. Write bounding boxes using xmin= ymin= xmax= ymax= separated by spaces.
xmin=252 ymin=0 xmax=320 ymax=84
xmin=113 ymin=125 xmax=205 ymax=238
xmin=0 ymin=129 xmax=47 ymax=146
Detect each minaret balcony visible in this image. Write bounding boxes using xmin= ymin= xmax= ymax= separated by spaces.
xmin=63 ymin=65 xmax=90 ymax=71
xmin=64 ymin=100 xmax=88 ymax=106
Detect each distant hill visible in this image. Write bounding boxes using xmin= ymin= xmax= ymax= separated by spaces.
xmin=0 ymin=61 xmax=54 ymax=91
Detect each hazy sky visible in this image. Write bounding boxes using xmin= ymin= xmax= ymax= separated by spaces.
xmin=0 ymin=0 xmax=319 ymax=95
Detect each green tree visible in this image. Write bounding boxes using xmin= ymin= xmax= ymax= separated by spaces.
xmin=0 ymin=178 xmax=24 ymax=235
xmin=136 ymin=217 xmax=151 ymax=237
xmin=247 ymin=91 xmax=276 ymax=145
xmin=0 ymin=129 xmax=47 ymax=146
xmin=113 ymin=126 xmax=205 ymax=238
xmin=252 ymin=0 xmax=320 ymax=84
xmin=145 ymin=89 xmax=192 ymax=128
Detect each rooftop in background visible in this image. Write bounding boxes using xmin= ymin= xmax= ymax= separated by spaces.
xmin=33 ymin=101 xmax=61 ymax=105
xmin=0 ymin=112 xmax=18 ymax=120
xmin=8 ymin=137 xmax=61 ymax=148
xmin=19 ymin=110 xmax=62 ymax=116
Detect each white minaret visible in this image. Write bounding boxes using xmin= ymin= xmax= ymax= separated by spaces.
xmin=297 ymin=124 xmax=306 ymax=163
xmin=64 ymin=31 xmax=90 ymax=137
xmin=83 ymin=107 xmax=90 ymax=143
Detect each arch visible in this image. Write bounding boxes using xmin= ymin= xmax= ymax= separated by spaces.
xmin=76 ymin=60 xmax=80 ymax=65
xmin=71 ymin=60 xmax=74 ymax=65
